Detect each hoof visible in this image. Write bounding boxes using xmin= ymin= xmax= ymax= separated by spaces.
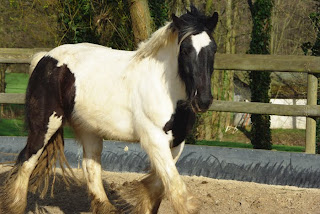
xmin=0 ymin=191 xmax=27 ymax=214
xmin=91 ymin=199 xmax=118 ymax=214
xmin=116 ymin=180 xmax=163 ymax=214
xmin=171 ymin=192 xmax=200 ymax=214
xmin=185 ymin=195 xmax=200 ymax=214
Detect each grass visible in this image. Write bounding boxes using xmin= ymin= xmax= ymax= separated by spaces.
xmin=5 ymin=73 xmax=29 ymax=93
xmin=0 ymin=118 xmax=75 ymax=138
xmin=0 ymin=118 xmax=27 ymax=136
xmin=196 ymin=140 xmax=305 ymax=153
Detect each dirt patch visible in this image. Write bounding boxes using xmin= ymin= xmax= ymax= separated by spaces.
xmin=1 ymin=165 xmax=319 ymax=214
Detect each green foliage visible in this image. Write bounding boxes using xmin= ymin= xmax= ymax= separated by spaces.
xmin=302 ymin=0 xmax=320 ymax=57
xmin=0 ymin=0 xmax=58 ymax=48
xmin=250 ymin=114 xmax=272 ymax=149
xmin=149 ymin=0 xmax=169 ymax=29
xmin=248 ymin=0 xmax=273 ymax=55
xmin=248 ymin=0 xmax=273 ymax=150
xmin=9 ymin=0 xmax=19 ymax=8
xmin=58 ymin=0 xmax=99 ymax=44
xmin=57 ymin=0 xmax=136 ymax=50
xmin=99 ymin=0 xmax=135 ymax=50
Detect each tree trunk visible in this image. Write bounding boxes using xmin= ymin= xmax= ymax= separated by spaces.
xmin=211 ymin=0 xmax=235 ymax=141
xmin=129 ymin=0 xmax=152 ymax=45
xmin=170 ymin=0 xmax=190 ymax=16
xmin=248 ymin=0 xmax=273 ymax=150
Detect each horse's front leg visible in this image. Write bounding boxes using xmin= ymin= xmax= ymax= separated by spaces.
xmin=135 ymin=141 xmax=186 ymax=214
xmin=79 ymin=133 xmax=117 ymax=213
xmin=137 ymin=129 xmax=199 ymax=214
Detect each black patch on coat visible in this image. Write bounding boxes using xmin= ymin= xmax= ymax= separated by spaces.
xmin=18 ymin=56 xmax=75 ymax=163
xmin=163 ymin=101 xmax=196 ymax=148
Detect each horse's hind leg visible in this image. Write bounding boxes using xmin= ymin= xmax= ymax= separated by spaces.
xmin=0 ymin=112 xmax=63 ymax=214
xmin=78 ymin=132 xmax=117 ymax=213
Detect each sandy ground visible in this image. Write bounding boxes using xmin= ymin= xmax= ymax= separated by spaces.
xmin=1 ymin=165 xmax=320 ymax=214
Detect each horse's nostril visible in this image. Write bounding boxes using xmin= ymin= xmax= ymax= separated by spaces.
xmin=197 ymin=97 xmax=213 ymax=111
xmin=198 ymin=102 xmax=210 ymax=111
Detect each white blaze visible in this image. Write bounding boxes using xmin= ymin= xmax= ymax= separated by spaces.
xmin=191 ymin=32 xmax=211 ymax=55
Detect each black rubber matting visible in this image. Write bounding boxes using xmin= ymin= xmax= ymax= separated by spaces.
xmin=1 ymin=136 xmax=319 ymax=188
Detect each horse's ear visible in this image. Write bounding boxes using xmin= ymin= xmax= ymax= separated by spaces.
xmin=190 ymin=4 xmax=199 ymax=15
xmin=206 ymin=12 xmax=219 ymax=32
xmin=171 ymin=13 xmax=185 ymax=30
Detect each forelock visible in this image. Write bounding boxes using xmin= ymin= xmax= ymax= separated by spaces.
xmin=176 ymin=11 xmax=209 ymax=42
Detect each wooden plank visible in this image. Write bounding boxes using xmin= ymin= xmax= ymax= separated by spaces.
xmin=2 ymin=93 xmax=320 ymax=117
xmin=0 ymin=93 xmax=25 ymax=104
xmin=0 ymin=48 xmax=51 ymax=54
xmin=305 ymin=74 xmax=318 ymax=154
xmin=209 ymin=100 xmax=320 ymax=117
xmin=0 ymin=49 xmax=320 ymax=74
xmin=0 ymin=48 xmax=51 ymax=64
xmin=214 ymin=54 xmax=320 ymax=73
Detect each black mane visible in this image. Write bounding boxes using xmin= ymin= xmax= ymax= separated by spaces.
xmin=172 ymin=6 xmax=213 ymax=42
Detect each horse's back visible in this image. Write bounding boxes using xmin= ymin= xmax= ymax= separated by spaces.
xmin=47 ymin=43 xmax=134 ymax=71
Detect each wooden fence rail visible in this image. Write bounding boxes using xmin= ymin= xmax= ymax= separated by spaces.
xmin=0 ymin=48 xmax=319 ymax=154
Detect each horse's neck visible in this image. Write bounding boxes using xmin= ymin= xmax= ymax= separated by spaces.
xmin=154 ymin=39 xmax=187 ymax=102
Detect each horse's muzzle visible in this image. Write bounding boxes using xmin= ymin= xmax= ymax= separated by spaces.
xmin=191 ymin=96 xmax=213 ymax=113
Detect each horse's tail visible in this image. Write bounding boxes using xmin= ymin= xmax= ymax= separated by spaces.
xmin=0 ymin=129 xmax=78 ymax=214
xmin=29 ymin=51 xmax=47 ymax=74
xmin=28 ymin=128 xmax=78 ymax=198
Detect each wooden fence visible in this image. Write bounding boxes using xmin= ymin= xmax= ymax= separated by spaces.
xmin=0 ymin=48 xmax=319 ymax=154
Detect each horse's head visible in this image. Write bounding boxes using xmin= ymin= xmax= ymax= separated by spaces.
xmin=172 ymin=6 xmax=218 ymax=113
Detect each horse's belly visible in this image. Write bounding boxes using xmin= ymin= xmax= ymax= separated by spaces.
xmin=72 ymin=104 xmax=137 ymax=141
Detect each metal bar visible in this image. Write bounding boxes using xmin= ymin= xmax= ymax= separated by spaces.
xmin=305 ymin=74 xmax=318 ymax=154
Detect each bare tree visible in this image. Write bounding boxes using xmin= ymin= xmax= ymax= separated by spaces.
xmin=129 ymin=0 xmax=152 ymax=45
xmin=270 ymin=0 xmax=317 ymax=99
xmin=271 ymin=0 xmax=317 ymax=55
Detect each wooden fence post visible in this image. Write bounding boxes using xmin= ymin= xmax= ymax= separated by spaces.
xmin=305 ymin=73 xmax=318 ymax=154
xmin=0 ymin=64 xmax=8 ymax=118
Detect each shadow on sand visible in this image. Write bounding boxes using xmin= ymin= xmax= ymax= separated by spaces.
xmin=0 ymin=167 xmax=133 ymax=214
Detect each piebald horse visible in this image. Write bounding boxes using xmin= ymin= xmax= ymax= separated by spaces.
xmin=0 ymin=6 xmax=218 ymax=214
